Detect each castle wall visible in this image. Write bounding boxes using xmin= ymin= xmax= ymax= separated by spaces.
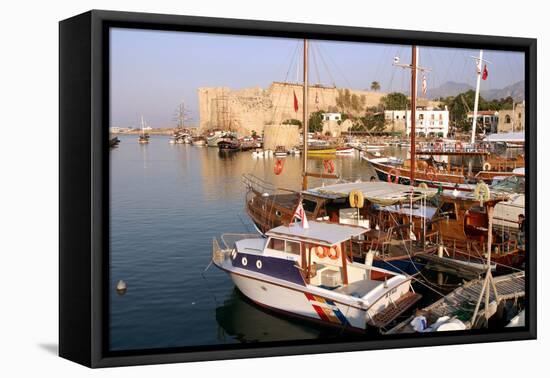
xmin=198 ymin=82 xmax=385 ymax=136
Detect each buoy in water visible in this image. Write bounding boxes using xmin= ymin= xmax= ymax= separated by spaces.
xmin=116 ymin=280 xmax=127 ymax=295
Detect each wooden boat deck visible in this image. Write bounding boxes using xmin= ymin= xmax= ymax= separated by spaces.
xmin=415 ymin=252 xmax=486 ymax=278
xmin=384 ymin=271 xmax=525 ymax=334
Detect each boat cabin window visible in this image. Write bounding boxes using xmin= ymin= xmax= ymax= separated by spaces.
xmin=440 ymin=202 xmax=457 ymax=220
xmin=285 ymin=240 xmax=301 ymax=255
xmin=267 ymin=238 xmax=301 ymax=255
xmin=302 ymin=199 xmax=317 ymax=214
xmin=268 ymin=238 xmax=285 ymax=251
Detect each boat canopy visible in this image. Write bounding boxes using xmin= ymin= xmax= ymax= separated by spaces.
xmin=483 ymin=132 xmax=525 ymax=143
xmin=266 ymin=221 xmax=365 ymax=246
xmin=303 ymin=181 xmax=438 ymax=206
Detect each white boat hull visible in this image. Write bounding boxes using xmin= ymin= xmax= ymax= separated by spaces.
xmin=229 ymin=272 xmax=365 ymax=329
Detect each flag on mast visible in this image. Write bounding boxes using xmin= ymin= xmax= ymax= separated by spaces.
xmin=293 ymin=202 xmax=309 ymax=229
xmin=293 ymin=90 xmax=299 ymax=112
xmin=482 ymin=65 xmax=489 ymax=80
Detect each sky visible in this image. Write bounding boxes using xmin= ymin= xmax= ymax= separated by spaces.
xmin=110 ymin=28 xmax=525 ymax=128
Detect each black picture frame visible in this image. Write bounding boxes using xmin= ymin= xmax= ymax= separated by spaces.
xmin=59 ymin=9 xmax=537 ymax=368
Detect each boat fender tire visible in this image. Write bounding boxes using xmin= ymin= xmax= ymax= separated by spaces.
xmin=387 ymin=168 xmax=399 ymax=184
xmin=483 ymin=162 xmax=491 ymax=171
xmin=241 ymin=257 xmax=248 ymax=266
xmin=349 ymin=189 xmax=364 ymax=208
xmin=256 ymin=260 xmax=262 ymax=269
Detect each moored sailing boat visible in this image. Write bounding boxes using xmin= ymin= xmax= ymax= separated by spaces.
xmin=138 ymin=115 xmax=150 ymax=144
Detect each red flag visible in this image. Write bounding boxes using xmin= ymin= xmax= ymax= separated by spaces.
xmin=293 ymin=90 xmax=299 ymax=112
xmin=482 ymin=65 xmax=488 ymax=80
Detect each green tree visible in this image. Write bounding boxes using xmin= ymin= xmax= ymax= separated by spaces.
xmin=370 ymin=81 xmax=381 ymax=91
xmin=308 ymin=111 xmax=324 ymax=133
xmin=380 ymin=92 xmax=409 ymax=110
xmin=282 ymin=118 xmax=302 ymax=126
xmin=359 ymin=110 xmax=386 ymax=132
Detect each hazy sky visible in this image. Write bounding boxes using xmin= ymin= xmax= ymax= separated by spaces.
xmin=110 ymin=28 xmax=525 ymax=128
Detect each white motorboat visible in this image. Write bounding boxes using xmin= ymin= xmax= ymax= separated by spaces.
xmin=213 ymin=220 xmax=421 ymax=331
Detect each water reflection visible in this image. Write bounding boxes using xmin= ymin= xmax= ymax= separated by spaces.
xmin=215 ymin=289 xmax=336 ymax=343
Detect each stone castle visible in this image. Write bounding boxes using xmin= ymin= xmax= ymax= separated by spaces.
xmin=197 ymin=82 xmax=386 ymax=136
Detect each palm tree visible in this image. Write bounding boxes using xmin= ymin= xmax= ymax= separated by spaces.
xmin=370 ymin=81 xmax=381 ymax=91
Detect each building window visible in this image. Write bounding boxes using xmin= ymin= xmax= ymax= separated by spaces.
xmin=505 ymin=115 xmax=511 ymax=124
xmin=518 ymin=113 xmax=522 ymax=119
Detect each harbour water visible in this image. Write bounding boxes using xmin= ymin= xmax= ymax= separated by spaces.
xmin=109 ymin=135 xmax=482 ymax=351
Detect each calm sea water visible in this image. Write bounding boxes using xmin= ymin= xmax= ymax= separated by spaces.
xmin=109 ymin=134 xmax=482 ymax=351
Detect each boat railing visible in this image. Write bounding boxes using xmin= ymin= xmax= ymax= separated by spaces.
xmin=242 ymin=174 xmax=276 ymax=194
xmin=220 ymin=233 xmax=264 ymax=250
xmin=212 ymin=238 xmax=227 ymax=264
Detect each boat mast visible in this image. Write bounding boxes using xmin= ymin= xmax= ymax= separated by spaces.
xmin=470 ymin=50 xmax=483 ymax=144
xmin=302 ymin=39 xmax=309 ymax=190
xmin=410 ymin=45 xmax=417 ymax=186
xmin=140 ymin=115 xmax=145 ymax=136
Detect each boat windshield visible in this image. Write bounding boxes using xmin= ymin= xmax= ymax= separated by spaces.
xmin=491 ymin=176 xmax=525 ymax=193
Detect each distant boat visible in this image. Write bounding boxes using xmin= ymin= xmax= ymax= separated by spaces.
xmin=109 ymin=135 xmax=120 ymax=148
xmin=335 ymin=146 xmax=354 ymax=155
xmin=192 ymin=136 xmax=206 ymax=146
xmin=307 ymin=141 xmax=337 ymax=155
xmin=218 ymin=136 xmax=241 ymax=151
xmin=274 ymin=146 xmax=288 ymax=157
xmin=138 ymin=115 xmax=150 ymax=144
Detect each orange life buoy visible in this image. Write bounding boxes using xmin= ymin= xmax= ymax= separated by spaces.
xmin=455 ymin=142 xmax=463 ymax=152
xmin=274 ymin=159 xmax=284 ymax=175
xmin=387 ymin=168 xmax=399 ymax=184
xmin=323 ymin=159 xmax=335 ymax=174
xmin=327 ymin=246 xmax=340 ymax=260
xmin=315 ymin=246 xmax=326 ymax=259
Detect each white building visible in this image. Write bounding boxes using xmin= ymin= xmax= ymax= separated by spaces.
xmin=385 ymin=108 xmax=449 ymax=137
xmin=322 ymin=112 xmax=342 ymax=122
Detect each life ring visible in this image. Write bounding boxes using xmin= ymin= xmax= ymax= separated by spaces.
xmin=474 ymin=182 xmax=491 ymax=204
xmin=323 ymin=159 xmax=335 ymax=174
xmin=455 ymin=142 xmax=463 ymax=152
xmin=434 ymin=142 xmax=443 ymax=152
xmin=327 ymin=246 xmax=340 ymax=260
xmin=274 ymin=159 xmax=284 ymax=175
xmin=387 ymin=168 xmax=400 ymax=184
xmin=315 ymin=246 xmax=327 ymax=259
xmin=349 ymin=189 xmax=364 ymax=208
xmin=483 ymin=162 xmax=491 ymax=171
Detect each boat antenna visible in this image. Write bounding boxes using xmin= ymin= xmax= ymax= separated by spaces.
xmin=410 ymin=46 xmax=417 ymax=186
xmin=302 ymin=38 xmax=309 ymax=190
xmin=470 ymin=50 xmax=492 ymax=145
